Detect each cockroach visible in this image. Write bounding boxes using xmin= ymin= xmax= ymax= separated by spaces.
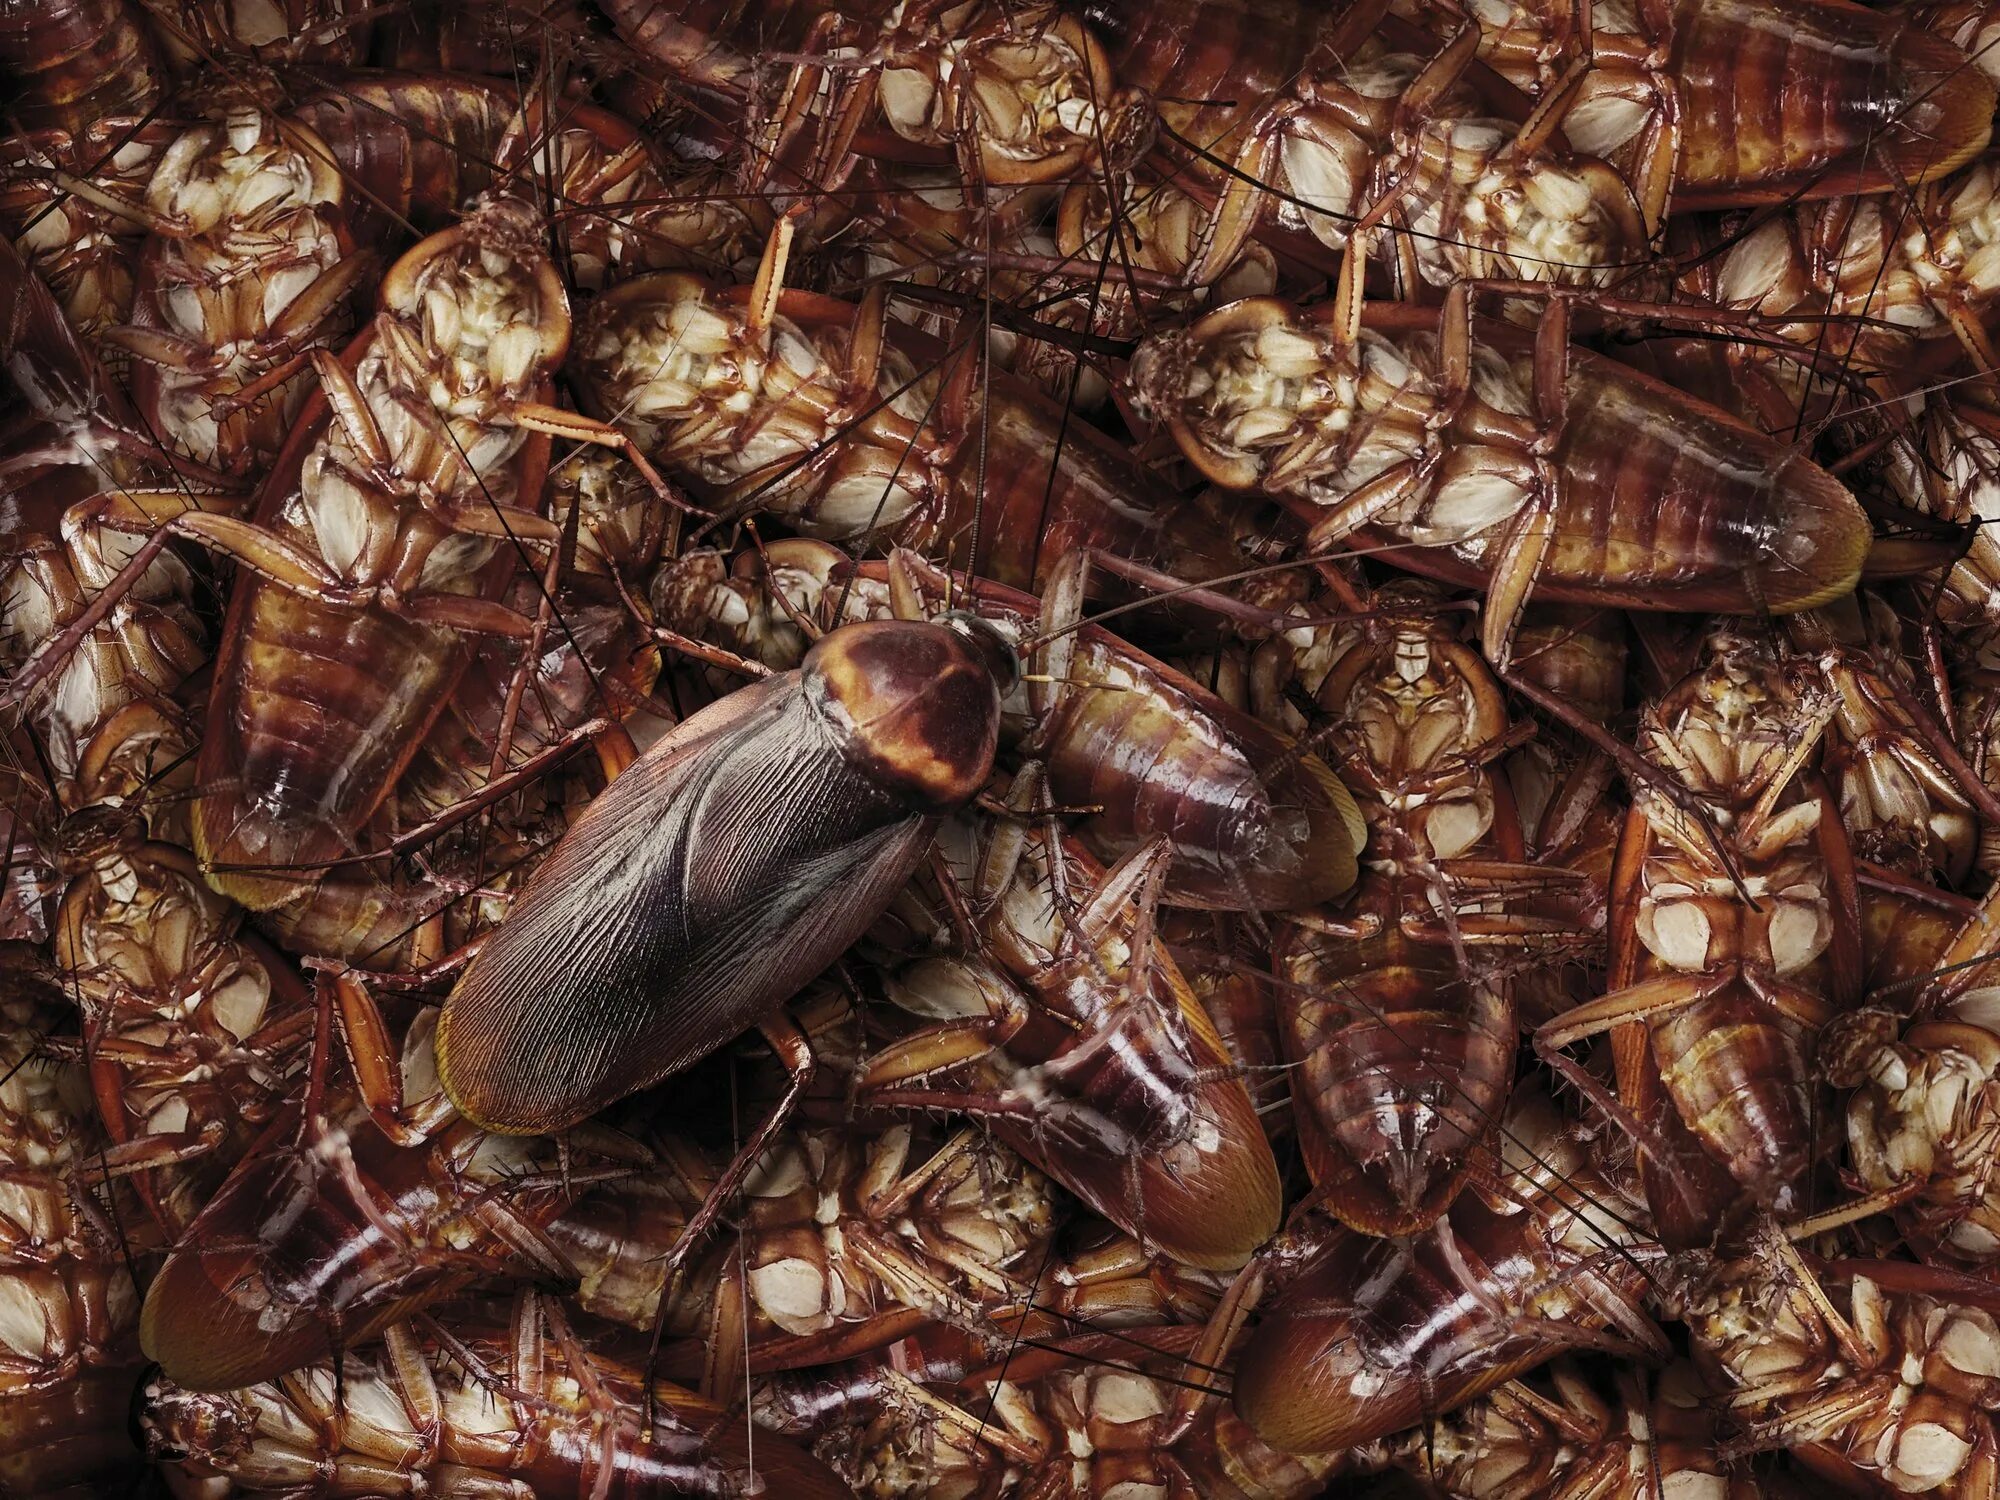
xmin=51 ymin=800 xmax=311 ymax=1236
xmin=1080 ymin=0 xmax=1651 ymax=287
xmin=1391 ymin=0 xmax=1996 ymax=221
xmin=1268 ymin=578 xmax=1567 ymax=1237
xmin=187 ymin=187 xmax=659 ymax=911
xmin=138 ymin=983 xmax=649 ymax=1390
xmin=761 ymin=1322 xmax=1349 ymax=1500
xmin=0 ymin=944 xmax=150 ymax=1493
xmin=1224 ymin=1087 xmax=1664 ymax=1454
xmin=1824 ymin=875 xmax=2000 ymax=1266
xmin=0 ymin=116 xmax=179 ymax=345
xmin=1127 ymin=261 xmax=1872 ymax=665
xmin=431 ymin=595 xmax=1014 ymax=1141
xmin=0 ymin=0 xmax=163 ymax=136
xmin=1535 ymin=623 xmax=1862 ymax=1250
xmin=575 ymin=236 xmax=1281 ymax=619
xmin=139 ymin=1287 xmax=853 ymax=1497
xmin=853 ymin=778 xmax=1285 ymax=1269
xmin=105 ymin=90 xmax=369 ymax=480
xmin=651 ymin=542 xmax=1363 ymax=911
xmin=0 ymin=234 xmax=227 ymax=797
xmin=596 ymin=0 xmax=1142 ymax=209
xmin=1366 ymin=1358 xmax=1773 ymax=1499
xmin=547 ymin=1122 xmax=1057 ymax=1402
xmin=1682 ymin=1246 xmax=2000 ymax=1496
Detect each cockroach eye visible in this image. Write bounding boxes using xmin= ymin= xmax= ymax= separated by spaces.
xmin=939 ymin=609 xmax=1020 ymax=695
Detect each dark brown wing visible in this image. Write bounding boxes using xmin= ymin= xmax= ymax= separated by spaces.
xmin=436 ymin=672 xmax=936 ymax=1134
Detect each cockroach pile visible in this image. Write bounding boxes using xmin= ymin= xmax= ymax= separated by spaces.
xmin=13 ymin=0 xmax=2000 ymax=1496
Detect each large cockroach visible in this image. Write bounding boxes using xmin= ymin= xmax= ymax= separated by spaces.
xmin=1536 ymin=624 xmax=1862 ymax=1249
xmin=1128 ymin=265 xmax=1872 ymax=664
xmin=1080 ymin=0 xmax=1650 ymax=285
xmin=139 ymin=1288 xmax=852 ymax=1498
xmin=433 ymin=604 xmax=1013 ymax=1139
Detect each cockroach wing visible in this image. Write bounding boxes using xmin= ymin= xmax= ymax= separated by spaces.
xmin=437 ymin=673 xmax=937 ymax=1134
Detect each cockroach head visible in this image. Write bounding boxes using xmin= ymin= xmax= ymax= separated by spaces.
xmin=132 ymin=1367 xmax=252 ymax=1464
xmin=1123 ymin=328 xmax=1194 ymax=425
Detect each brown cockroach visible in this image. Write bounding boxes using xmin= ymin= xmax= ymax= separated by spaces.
xmin=651 ymin=541 xmax=1363 ymax=911
xmin=139 ymin=1287 xmax=853 ymax=1498
xmin=1079 ymin=0 xmax=1651 ymax=287
xmin=547 ymin=1122 xmax=1058 ymax=1402
xmin=261 ymin=563 xmax=665 ymax=971
xmin=1825 ymin=876 xmax=2000 ymax=1267
xmin=1364 ymin=1358 xmax=1773 ymax=1499
xmin=596 ymin=0 xmax=1143 ymax=210
xmin=135 ymin=0 xmax=371 ymax=71
xmin=1785 ymin=593 xmax=1981 ymax=889
xmin=760 ymin=1322 xmax=1348 ymax=1500
xmin=186 ymin=186 xmax=661 ymax=911
xmin=0 ymin=0 xmax=163 ymax=136
xmin=431 ymin=594 xmax=1013 ymax=1139
xmin=1502 ymin=603 xmax=1630 ymax=1026
xmin=50 ymin=799 xmax=312 ymax=1236
xmin=1267 ymin=578 xmax=1571 ymax=1237
xmin=104 ymin=89 xmax=370 ymax=480
xmin=574 ymin=236 xmax=1281 ymax=617
xmin=1682 ymin=1245 xmax=2000 ymax=1496
xmin=0 ymin=944 xmax=150 ymax=1495
xmin=1126 ymin=262 xmax=1872 ymax=665
xmin=0 ymin=234 xmax=228 ymax=798
xmin=1536 ymin=623 xmax=1863 ymax=1250
xmin=1223 ymin=1086 xmax=1665 ymax=1455
xmin=853 ymin=776 xmax=1285 ymax=1270
xmin=1390 ymin=0 xmax=1996 ymax=223
xmin=138 ymin=981 xmax=649 ymax=1390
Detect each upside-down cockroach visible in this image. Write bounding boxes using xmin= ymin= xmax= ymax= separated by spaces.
xmin=1224 ymin=1087 xmax=1663 ymax=1454
xmin=139 ymin=1287 xmax=853 ymax=1497
xmin=1267 ymin=578 xmax=1557 ymax=1238
xmin=1683 ymin=1247 xmax=2000 ymax=1496
xmin=433 ymin=593 xmax=1010 ymax=1131
xmin=1536 ymin=623 xmax=1862 ymax=1250
xmin=1081 ymin=0 xmax=1651 ymax=287
xmin=854 ymin=779 xmax=1285 ymax=1269
xmin=137 ymin=983 xmax=649 ymax=1390
xmin=649 ymin=542 xmax=1364 ymax=911
xmin=188 ymin=188 xmax=659 ymax=911
xmin=1128 ymin=264 xmax=1872 ymax=665
xmin=0 ymin=943 xmax=150 ymax=1496
xmin=1392 ymin=0 xmax=1996 ymax=220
